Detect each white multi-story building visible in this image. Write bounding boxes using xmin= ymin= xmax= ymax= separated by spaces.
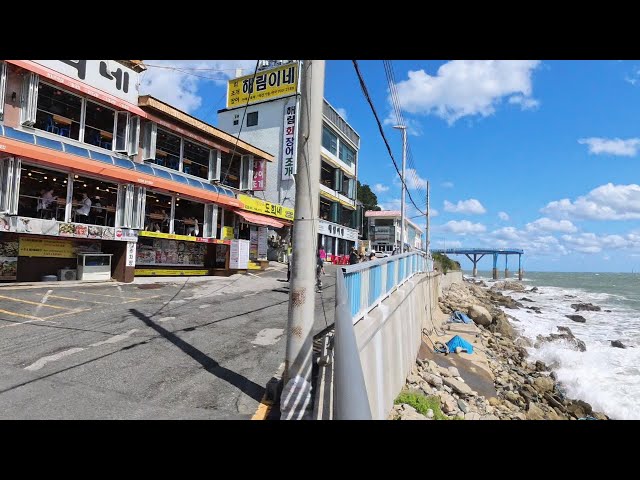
xmin=365 ymin=210 xmax=423 ymax=253
xmin=218 ymin=63 xmax=362 ymax=258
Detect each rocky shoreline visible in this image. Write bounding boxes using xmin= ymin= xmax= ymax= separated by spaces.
xmin=391 ymin=277 xmax=609 ymax=420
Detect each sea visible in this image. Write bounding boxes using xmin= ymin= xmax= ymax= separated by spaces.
xmin=468 ymin=271 xmax=640 ymax=420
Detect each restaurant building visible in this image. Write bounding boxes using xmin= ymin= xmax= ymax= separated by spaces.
xmin=0 ymin=60 xmax=287 ymax=282
xmin=365 ymin=210 xmax=423 ymax=254
xmin=217 ymin=61 xmax=361 ymax=261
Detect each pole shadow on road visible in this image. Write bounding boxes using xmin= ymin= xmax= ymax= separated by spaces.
xmin=129 ymin=309 xmax=265 ymax=403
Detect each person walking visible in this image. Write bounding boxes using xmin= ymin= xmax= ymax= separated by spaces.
xmin=287 ymin=252 xmax=293 ymax=282
xmin=316 ymin=250 xmax=325 ymax=289
xmin=349 ymin=247 xmax=359 ymax=265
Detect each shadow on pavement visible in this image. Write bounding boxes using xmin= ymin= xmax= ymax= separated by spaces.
xmin=129 ymin=308 xmax=265 ymax=403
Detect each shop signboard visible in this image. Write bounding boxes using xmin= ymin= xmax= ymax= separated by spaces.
xmin=281 ymin=96 xmax=298 ymax=181
xmin=9 ymin=217 xmax=134 ymax=242
xmin=250 ymin=228 xmax=258 ymax=260
xmin=318 ymin=219 xmax=359 ymax=242
xmin=252 ymin=159 xmax=266 ymax=191
xmin=126 ymin=242 xmax=136 ymax=267
xmin=222 ymin=226 xmax=235 ymax=240
xmin=18 ymin=237 xmax=75 ymax=258
xmin=238 ymin=194 xmax=294 ymax=221
xmin=0 ymin=240 xmax=19 ymax=280
xmin=227 ymin=62 xmax=298 ymax=108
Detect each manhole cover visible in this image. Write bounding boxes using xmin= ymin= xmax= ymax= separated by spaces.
xmin=137 ymin=284 xmax=165 ymax=290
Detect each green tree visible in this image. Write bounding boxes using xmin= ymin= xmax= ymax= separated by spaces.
xmin=357 ymin=181 xmax=381 ymax=211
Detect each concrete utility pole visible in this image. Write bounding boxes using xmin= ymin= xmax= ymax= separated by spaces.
xmin=393 ymin=125 xmax=407 ymax=253
xmin=426 ymin=180 xmax=430 ymax=260
xmin=281 ymin=60 xmax=325 ymax=420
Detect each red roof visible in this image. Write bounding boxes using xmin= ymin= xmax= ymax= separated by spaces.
xmin=365 ymin=210 xmax=401 ymax=217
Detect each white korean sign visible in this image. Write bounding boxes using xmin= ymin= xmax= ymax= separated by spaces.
xmin=32 ymin=60 xmax=140 ymax=104
xmin=281 ymin=96 xmax=298 ymax=181
xmin=126 ymin=242 xmax=137 ymax=267
xmin=229 ymin=239 xmax=250 ymax=269
xmin=318 ymin=220 xmax=359 ymax=242
xmin=258 ymin=227 xmax=268 ymax=260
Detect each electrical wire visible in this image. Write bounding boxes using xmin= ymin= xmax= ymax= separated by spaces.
xmin=352 ymin=60 xmax=425 ymax=217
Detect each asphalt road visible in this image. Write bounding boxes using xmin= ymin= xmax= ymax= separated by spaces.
xmin=0 ymin=263 xmax=336 ymax=419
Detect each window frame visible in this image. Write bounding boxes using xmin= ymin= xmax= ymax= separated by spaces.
xmin=322 ymin=125 xmax=338 ymax=156
xmin=20 ymin=72 xmax=39 ymax=127
xmin=246 ymin=111 xmax=258 ymax=127
xmin=115 ymin=184 xmax=146 ymax=229
xmin=239 ymin=154 xmax=254 ymax=191
xmin=0 ymin=61 xmax=6 ymax=120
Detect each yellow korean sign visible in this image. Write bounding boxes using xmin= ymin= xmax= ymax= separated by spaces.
xmin=222 ymin=226 xmax=234 ymax=240
xmin=135 ymin=269 xmax=208 ymax=276
xmin=238 ymin=194 xmax=294 ymax=221
xmin=19 ymin=237 xmax=75 ymax=258
xmin=139 ymin=231 xmax=197 ymax=242
xmin=227 ymin=63 xmax=299 ymax=109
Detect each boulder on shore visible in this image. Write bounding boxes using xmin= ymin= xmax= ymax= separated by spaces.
xmin=534 ymin=326 xmax=587 ymax=352
xmin=611 ymin=340 xmax=627 ymax=349
xmin=468 ymin=304 xmax=492 ymax=326
xmin=566 ymin=314 xmax=586 ymax=323
xmin=491 ymin=280 xmax=526 ymax=292
xmin=570 ymin=303 xmax=601 ymax=312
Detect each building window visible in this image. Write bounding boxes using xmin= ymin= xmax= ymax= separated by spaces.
xmin=71 ymin=174 xmax=118 ymax=226
xmin=17 ymin=164 xmax=68 ymax=220
xmin=115 ymin=184 xmax=146 ymax=229
xmin=33 ymin=82 xmax=82 ymax=141
xmin=182 ymin=139 xmax=210 ymax=179
xmin=320 ymin=198 xmax=331 ymax=221
xmin=322 ymin=125 xmax=338 ymax=156
xmin=0 ymin=62 xmax=7 ymax=120
xmin=246 ymin=111 xmax=258 ymax=127
xmin=321 ymin=161 xmax=334 ymax=189
xmin=220 ymin=152 xmax=241 ymax=189
xmin=239 ymin=154 xmax=254 ymax=191
xmin=153 ymin=128 xmax=181 ymax=170
xmin=83 ymin=100 xmax=115 ymax=149
xmin=144 ymin=190 xmax=172 ymax=233
xmin=174 ymin=197 xmax=204 ymax=237
xmin=233 ymin=119 xmax=239 ymax=126
xmin=339 ymin=141 xmax=356 ymax=166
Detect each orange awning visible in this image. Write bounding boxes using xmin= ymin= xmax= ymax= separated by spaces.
xmin=234 ymin=210 xmax=285 ymax=228
xmin=0 ymin=135 xmax=241 ymax=209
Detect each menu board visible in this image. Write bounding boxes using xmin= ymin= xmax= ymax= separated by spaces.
xmin=229 ymin=239 xmax=249 ymax=269
xmin=258 ymin=227 xmax=268 ymax=260
xmin=250 ymin=227 xmax=258 ymax=261
xmin=135 ymin=237 xmax=206 ymax=266
xmin=0 ymin=240 xmax=19 ymax=280
xmin=215 ymin=244 xmax=228 ymax=268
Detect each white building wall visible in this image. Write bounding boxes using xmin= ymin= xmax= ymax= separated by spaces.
xmin=218 ymin=98 xmax=296 ymax=210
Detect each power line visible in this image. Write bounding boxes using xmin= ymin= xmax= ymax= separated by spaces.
xmin=352 ymin=60 xmax=425 ymax=216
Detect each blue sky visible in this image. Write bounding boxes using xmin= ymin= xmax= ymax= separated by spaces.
xmin=139 ymin=60 xmax=640 ymax=272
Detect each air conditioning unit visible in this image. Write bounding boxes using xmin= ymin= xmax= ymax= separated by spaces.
xmin=58 ymin=269 xmax=77 ymax=281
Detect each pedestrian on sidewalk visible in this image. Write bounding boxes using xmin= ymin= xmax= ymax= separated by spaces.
xmin=316 ymin=250 xmax=325 ymax=289
xmin=349 ymin=247 xmax=359 ymax=265
xmin=287 ymin=252 xmax=293 ymax=282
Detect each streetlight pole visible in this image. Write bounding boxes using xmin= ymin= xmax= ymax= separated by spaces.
xmin=393 ymin=125 xmax=407 ymax=254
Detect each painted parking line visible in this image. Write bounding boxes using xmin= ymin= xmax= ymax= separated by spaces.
xmin=0 ymin=309 xmax=61 ymax=329
xmin=0 ymin=294 xmax=76 ymax=310
xmin=41 ymin=308 xmax=93 ymax=320
xmin=45 ymin=294 xmax=113 ymax=305
xmin=71 ymin=291 xmax=144 ymax=301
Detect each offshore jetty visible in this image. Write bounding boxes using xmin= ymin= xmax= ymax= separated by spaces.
xmin=391 ymin=278 xmax=609 ymax=420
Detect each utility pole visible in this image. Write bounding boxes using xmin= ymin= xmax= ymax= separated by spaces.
xmin=426 ymin=180 xmax=430 ymax=260
xmin=393 ymin=125 xmax=407 ymax=253
xmin=281 ymin=60 xmax=325 ymax=420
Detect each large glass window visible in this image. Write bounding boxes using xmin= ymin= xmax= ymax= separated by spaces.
xmin=71 ymin=175 xmax=118 ymax=226
xmin=322 ymin=125 xmax=338 ymax=156
xmin=341 ymin=207 xmax=354 ymax=228
xmin=182 ymin=139 xmax=209 ymax=179
xmin=34 ymin=83 xmax=82 ymax=141
xmin=83 ymin=101 xmax=115 ymax=149
xmin=321 ymin=161 xmax=334 ymax=189
xmin=18 ymin=164 xmax=68 ymax=220
xmin=220 ymin=152 xmax=241 ymax=189
xmin=153 ymin=129 xmax=181 ymax=170
xmin=144 ymin=190 xmax=172 ymax=233
xmin=320 ymin=198 xmax=331 ymax=221
xmin=174 ymin=197 xmax=204 ymax=237
xmin=339 ymin=141 xmax=356 ymax=166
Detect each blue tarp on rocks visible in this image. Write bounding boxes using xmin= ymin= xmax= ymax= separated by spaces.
xmin=446 ymin=335 xmax=474 ymax=354
xmin=449 ymin=311 xmax=473 ymax=324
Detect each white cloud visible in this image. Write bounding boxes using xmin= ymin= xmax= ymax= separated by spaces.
xmin=492 ymin=226 xmax=522 ymax=241
xmin=373 ymin=183 xmax=390 ymax=194
xmin=442 ymin=181 xmax=454 ymax=188
xmin=578 ymin=137 xmax=640 ymax=156
xmin=498 ymin=211 xmax=510 ymax=221
xmin=444 ymin=199 xmax=487 ymax=215
xmin=383 ymin=115 xmax=423 ymax=136
xmin=393 ymin=168 xmax=429 ymax=190
xmin=541 ymin=183 xmax=640 ymax=220
xmin=336 ymin=107 xmax=348 ymax=120
xmin=430 ymin=208 xmax=439 ymax=217
xmin=526 ymin=217 xmax=578 ymax=233
xmin=437 ymin=240 xmax=462 ymax=248
xmin=378 ymin=198 xmax=401 ymax=211
xmin=508 ymin=94 xmax=540 ymax=110
xmin=441 ymin=220 xmax=486 ymax=235
xmin=139 ymin=60 xmax=256 ymax=113
xmin=392 ymin=60 xmax=541 ymax=125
